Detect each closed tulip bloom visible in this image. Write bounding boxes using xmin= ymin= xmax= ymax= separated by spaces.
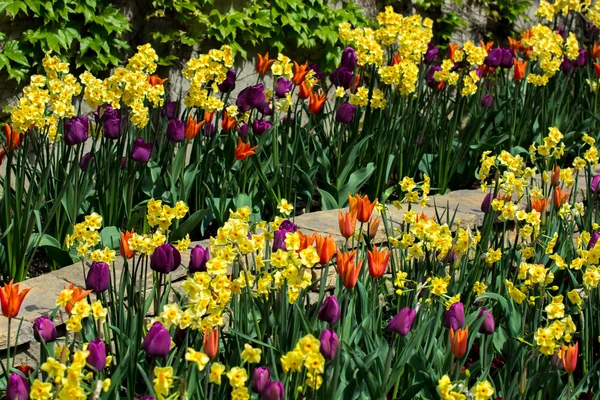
xmin=478 ymin=308 xmax=495 ymax=335
xmin=443 ymin=302 xmax=465 ymax=331
xmin=577 ymin=49 xmax=589 ymax=67
xmin=387 ymin=307 xmax=416 ymax=336
xmin=252 ymin=119 xmax=273 ymax=135
xmin=64 ymin=116 xmax=89 ymax=146
xmin=338 ymin=210 xmax=356 ymax=239
xmin=336 ymin=249 xmax=362 ymax=289
xmin=481 ymin=93 xmax=494 ymax=109
xmin=103 ymin=106 xmax=121 ymax=139
xmin=6 ymin=373 xmax=29 ymax=400
xmin=484 ymin=48 xmax=502 ymax=67
xmin=318 ymin=296 xmax=341 ymax=324
xmin=335 ymin=103 xmax=356 ymax=124
xmin=368 ymin=215 xmax=380 ymax=239
xmin=340 ymin=46 xmax=358 ymax=69
xmin=87 ymin=338 xmax=107 ymax=373
xmin=262 ymin=381 xmax=285 ymax=400
xmin=292 ymin=61 xmax=309 ymax=86
xmin=330 ymin=66 xmax=354 ymax=89
xmin=130 ymin=138 xmax=152 ymax=163
xmin=33 ymin=316 xmax=57 ymax=343
xmin=247 ymin=84 xmax=267 ymax=109
xmin=514 ymin=59 xmax=527 ymax=80
xmin=275 ymin=78 xmax=293 ymax=98
xmin=166 ymin=118 xmax=185 ymax=142
xmin=0 ymin=280 xmax=31 ymax=319
xmin=86 ymin=262 xmax=110 ymax=293
xmin=530 ymin=197 xmax=549 ymax=213
xmin=367 ymin=245 xmax=390 ymax=279
xmin=591 ymin=175 xmax=600 ymax=193
xmin=498 ymin=47 xmax=514 ymax=68
xmin=314 ymin=234 xmax=336 ymax=265
xmin=236 ymin=87 xmax=251 ymax=112
xmin=449 ymin=326 xmax=468 ymax=358
xmin=589 ymin=232 xmax=600 ymax=249
xmin=355 ymin=194 xmax=377 ymax=223
xmin=250 ymin=367 xmax=271 ymax=394
xmin=162 ymin=100 xmax=177 ymax=119
xmin=120 ymin=229 xmax=135 ymax=259
xmin=185 ymin=116 xmax=202 ymax=140
xmin=424 ymin=42 xmax=439 ymax=64
xmin=143 ymin=322 xmax=171 ymax=358
xmin=553 ymin=187 xmax=569 ymax=208
xmin=80 ymin=152 xmax=94 ymax=171
xmin=481 ymin=193 xmax=494 ymax=213
xmin=150 ymin=243 xmax=181 ymax=274
xmin=320 ymin=328 xmax=339 ymax=360
xmin=551 ymin=166 xmax=560 ymax=187
xmin=218 ymin=69 xmax=237 ymax=93
xmin=238 ymin=123 xmax=248 ymax=139
xmin=189 ymin=245 xmax=210 ymax=273
xmin=203 ymin=327 xmax=219 ymax=359
xmin=560 ymin=342 xmax=578 ymax=373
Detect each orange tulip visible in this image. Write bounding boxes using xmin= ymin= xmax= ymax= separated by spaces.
xmin=256 ymin=53 xmax=275 ymax=75
xmin=368 ymin=215 xmax=380 ymax=239
xmin=314 ymin=233 xmax=337 ymax=265
xmin=298 ymin=82 xmax=312 ymax=99
xmin=553 ymin=187 xmax=569 ymax=208
xmin=185 ymin=116 xmax=202 ymax=140
xmin=367 ymin=245 xmax=390 ymax=279
xmin=514 ymin=59 xmax=527 ymax=81
xmin=221 ymin=111 xmax=236 ymax=132
xmin=298 ymin=231 xmax=314 ymax=252
xmin=0 ymin=280 xmax=31 ymax=318
xmin=550 ymin=165 xmax=560 ymax=187
xmin=593 ymin=41 xmax=600 ymax=59
xmin=416 ymin=211 xmax=432 ymax=223
xmin=120 ymin=229 xmax=135 ymax=259
xmin=203 ymin=327 xmax=220 ymax=359
xmin=348 ymin=193 xmax=358 ymax=215
xmin=392 ymin=52 xmax=401 ymax=66
xmin=338 ymin=211 xmax=356 ymax=239
xmin=530 ymin=197 xmax=549 ymax=214
xmin=0 ymin=149 xmax=5 ymax=165
xmin=449 ymin=43 xmax=459 ymax=63
xmin=479 ymin=64 xmax=495 ymax=78
xmin=336 ymin=249 xmax=363 ymax=289
xmin=351 ymin=74 xmax=361 ymax=93
xmin=560 ymin=342 xmax=578 ymax=374
xmin=508 ymin=36 xmax=520 ymax=53
xmin=148 ymin=75 xmax=168 ymax=87
xmin=64 ymin=282 xmax=92 ymax=315
xmin=292 ymin=61 xmax=309 ymax=86
xmin=436 ymin=81 xmax=445 ymax=91
xmin=234 ymin=139 xmax=258 ymax=161
xmin=449 ymin=326 xmax=468 ymax=358
xmin=355 ymin=194 xmax=377 ymax=223
xmin=595 ymin=62 xmax=600 ymax=77
xmin=480 ymin=40 xmax=494 ymax=52
xmin=308 ymin=91 xmax=327 ymax=114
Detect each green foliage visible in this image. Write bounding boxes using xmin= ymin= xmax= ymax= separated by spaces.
xmin=0 ymin=0 xmax=130 ymax=82
xmin=147 ymin=0 xmax=370 ymax=70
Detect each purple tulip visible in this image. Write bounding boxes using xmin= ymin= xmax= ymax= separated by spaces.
xmin=6 ymin=373 xmax=29 ymax=400
xmin=103 ymin=105 xmax=121 ymax=139
xmin=275 ymin=78 xmax=293 ymax=98
xmin=578 ymin=49 xmax=589 ymax=67
xmin=130 ymin=138 xmax=152 ymax=163
xmin=238 ymin=123 xmax=248 ymax=139
xmin=204 ymin=123 xmax=215 ymax=137
xmin=478 ymin=308 xmax=495 ymax=334
xmin=252 ymin=119 xmax=273 ymax=135
xmin=308 ymin=63 xmax=325 ymax=80
xmin=262 ymin=381 xmax=285 ymax=400
xmin=86 ymin=262 xmax=110 ymax=293
xmin=484 ymin=48 xmax=502 ymax=68
xmin=120 ymin=156 xmax=127 ymax=169
xmin=143 ymin=322 xmax=171 ymax=358
xmin=320 ymin=329 xmax=339 ymax=360
xmin=499 ymin=48 xmax=514 ymax=69
xmin=552 ymin=352 xmax=564 ymax=369
xmin=259 ymin=101 xmax=273 ymax=116
xmin=330 ymin=67 xmax=354 ymax=89
xmin=443 ymin=302 xmax=465 ymax=330
xmin=80 ymin=152 xmax=94 ymax=171
xmin=162 ymin=101 xmax=177 ymax=120
xmin=166 ymin=118 xmax=185 ymax=142
xmin=481 ymin=93 xmax=494 ymax=109
xmin=424 ymin=42 xmax=439 ymax=64
xmin=247 ymin=84 xmax=267 ymax=109
xmin=236 ymin=87 xmax=251 ymax=113
xmin=335 ymin=103 xmax=356 ymax=124
xmin=64 ymin=116 xmax=89 ymax=146
xmin=387 ymin=307 xmax=417 ymax=336
xmin=561 ymin=56 xmax=575 ymax=74
xmin=340 ymin=46 xmax=358 ymax=69
xmin=150 ymin=243 xmax=181 ymax=274
xmin=589 ymin=232 xmax=600 ymax=249
xmin=272 ymin=220 xmax=297 ymax=251
xmin=87 ymin=338 xmax=107 ymax=373
xmin=318 ymin=296 xmax=341 ymax=324
xmin=189 ymin=245 xmax=210 ymax=273
xmin=33 ymin=316 xmax=57 ymax=343
xmin=442 ymin=248 xmax=457 ymax=264
xmin=251 ymin=367 xmax=271 ymax=394
xmin=557 ymin=27 xmax=567 ymax=40
xmin=218 ymin=69 xmax=237 ymax=93
xmin=425 ymin=65 xmax=442 ymax=88
xmin=481 ymin=193 xmax=494 ymax=213
xmin=591 ymin=175 xmax=600 ymax=193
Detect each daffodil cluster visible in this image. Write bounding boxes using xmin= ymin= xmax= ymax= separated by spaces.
xmin=65 ymin=212 xmax=106 ymax=259
xmin=438 ymin=375 xmax=495 ymax=400
xmin=280 ymin=334 xmax=325 ymax=390
xmin=522 ymin=24 xmax=568 ymax=86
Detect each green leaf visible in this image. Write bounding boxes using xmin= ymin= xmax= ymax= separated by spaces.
xmin=170 ymin=209 xmax=209 ymax=242
xmin=0 ymin=0 xmax=27 ymax=16
xmin=317 ymin=188 xmax=338 ymax=210
xmin=2 ymin=41 xmax=29 ymax=66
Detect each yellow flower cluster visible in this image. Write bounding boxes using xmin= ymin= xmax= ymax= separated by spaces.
xmin=339 ymin=23 xmax=384 ymax=66
xmin=461 ymin=69 xmax=480 ymax=97
xmin=438 ymin=375 xmax=495 ymax=400
xmin=522 ymin=24 xmax=565 ymax=86
xmin=154 ymin=365 xmax=175 ymax=400
xmin=183 ymin=45 xmax=233 ymax=112
xmin=65 ymin=212 xmax=103 ymax=258
xmin=281 ymin=334 xmax=325 ymax=390
xmin=375 ymin=7 xmax=433 ymax=61
xmin=463 ymin=41 xmax=488 ymax=66
xmin=434 ymin=59 xmax=459 ymax=86
xmin=379 ymin=61 xmax=420 ymax=95
xmin=43 ymin=54 xmax=82 ymax=119
xmin=536 ymin=0 xmax=588 ymax=20
xmin=534 ymin=314 xmax=577 ymax=355
xmin=271 ymin=54 xmax=294 ymax=79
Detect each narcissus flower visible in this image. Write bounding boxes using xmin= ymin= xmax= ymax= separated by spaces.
xmin=449 ymin=326 xmax=468 ymax=358
xmin=256 ymin=53 xmax=276 ymax=75
xmin=0 ymin=280 xmax=31 ymax=318
xmin=308 ymin=91 xmax=327 ymax=114
xmin=367 ymin=245 xmax=390 ymax=278
xmin=560 ymin=342 xmax=578 ymax=373
xmin=234 ymin=139 xmax=258 ymax=161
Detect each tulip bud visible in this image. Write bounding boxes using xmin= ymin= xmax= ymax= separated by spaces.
xmin=203 ymin=328 xmax=219 ymax=359
xmin=335 ymin=103 xmax=356 ymax=124
xmin=87 ymin=338 xmax=107 ymax=373
xmin=443 ymin=302 xmax=465 ymax=331
xmin=218 ymin=69 xmax=237 ymax=93
xmin=481 ymin=93 xmax=494 ymax=109
xmin=86 ymin=262 xmax=110 ymax=293
xmin=551 ymin=166 xmax=560 ymax=187
xmin=103 ymin=105 xmax=121 ymax=139
xmin=368 ymin=215 xmax=380 ymax=239
xmin=252 ymin=119 xmax=273 ymax=135
xmin=150 ymin=243 xmax=181 ymax=274
xmin=143 ymin=322 xmax=172 ymax=358
xmin=589 ymin=232 xmax=600 ymax=249
xmin=80 ymin=152 xmax=94 ymax=171
xmin=478 ymin=308 xmax=495 ymax=335
xmin=247 ymin=84 xmax=267 ymax=109
xmin=33 ymin=316 xmax=57 ymax=343
xmin=63 ymin=116 xmax=89 ymax=146
xmin=387 ymin=307 xmax=417 ymax=336
xmin=591 ymin=175 xmax=600 ymax=193
xmin=189 ymin=245 xmax=210 ymax=273
xmin=340 ymin=46 xmax=358 ymax=69
xmin=262 ymin=381 xmax=285 ymax=400
xmin=6 ymin=373 xmax=29 ymax=400
xmin=166 ymin=118 xmax=185 ymax=142
xmin=449 ymin=327 xmax=468 ymax=358
xmin=162 ymin=101 xmax=177 ymax=120
xmin=250 ymin=367 xmax=271 ymax=394
xmin=320 ymin=329 xmax=340 ymax=360
xmin=481 ymin=193 xmax=494 ymax=213
xmin=130 ymin=137 xmax=152 ymax=163
xmin=275 ymin=78 xmax=293 ymax=98
xmin=318 ymin=296 xmax=341 ymax=324
xmin=551 ymin=352 xmax=563 ymax=369
xmin=518 ymin=367 xmax=527 ymax=395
